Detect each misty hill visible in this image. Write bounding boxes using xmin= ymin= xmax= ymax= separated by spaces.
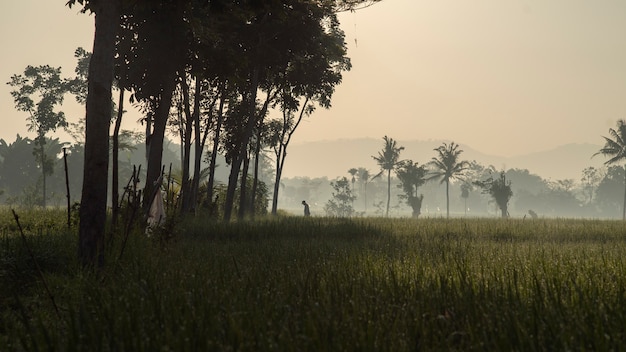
xmin=281 ymin=138 xmax=605 ymax=181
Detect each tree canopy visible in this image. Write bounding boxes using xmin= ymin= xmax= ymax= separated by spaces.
xmin=428 ymin=142 xmax=469 ymax=218
xmin=595 ymin=119 xmax=626 ymax=220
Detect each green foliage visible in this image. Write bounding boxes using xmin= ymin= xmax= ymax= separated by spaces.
xmin=428 ymin=142 xmax=469 ymax=218
xmin=67 ymin=47 xmax=91 ymax=105
xmin=428 ymin=142 xmax=469 ymax=184
xmin=207 ymin=177 xmax=270 ymax=218
xmin=372 ymin=136 xmax=404 ymax=217
xmin=595 ymin=165 xmax=624 ymax=217
xmin=595 ymin=119 xmax=626 ymax=220
xmin=7 ymin=65 xmax=72 ymax=207
xmin=474 ymin=171 xmax=513 ymax=218
xmin=396 ymin=159 xmax=427 ymax=218
xmin=595 ymin=119 xmax=626 ymax=165
xmin=3 ymin=213 xmax=626 ymax=350
xmin=372 ymin=136 xmax=404 ymax=173
xmin=7 ymin=65 xmax=69 ymax=136
xmin=324 ymin=177 xmax=356 ymax=217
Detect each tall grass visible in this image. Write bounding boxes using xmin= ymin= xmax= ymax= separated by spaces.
xmin=2 ymin=213 xmax=626 ymax=350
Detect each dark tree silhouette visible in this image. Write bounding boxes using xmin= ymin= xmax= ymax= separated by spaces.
xmin=324 ymin=177 xmax=356 ymax=217
xmin=7 ymin=65 xmax=70 ymax=208
xmin=372 ymin=136 xmax=404 ymax=217
xmin=356 ymin=167 xmax=371 ymax=214
xmin=68 ymin=0 xmax=121 ymax=268
xmin=474 ymin=171 xmax=513 ymax=218
xmin=428 ymin=142 xmax=469 ymax=218
xmin=396 ymin=160 xmax=427 ymax=218
xmin=594 ymin=119 xmax=626 ymax=220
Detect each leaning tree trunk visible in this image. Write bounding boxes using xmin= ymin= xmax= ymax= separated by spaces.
xmin=144 ymin=85 xmax=175 ymax=212
xmin=207 ymin=82 xmax=226 ymax=205
xmin=190 ymin=79 xmax=202 ymax=212
xmin=271 ymin=144 xmax=286 ymax=215
xmin=78 ymin=0 xmax=121 ymax=269
xmin=180 ymin=79 xmax=193 ymax=213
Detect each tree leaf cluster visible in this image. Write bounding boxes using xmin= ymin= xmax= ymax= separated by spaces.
xmin=473 ymin=171 xmax=513 ymax=218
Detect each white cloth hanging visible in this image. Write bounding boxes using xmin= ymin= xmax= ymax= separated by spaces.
xmin=146 ymin=190 xmax=165 ymax=235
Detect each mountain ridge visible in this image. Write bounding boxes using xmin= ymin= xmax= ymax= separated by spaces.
xmin=281 ymin=138 xmax=605 ymax=181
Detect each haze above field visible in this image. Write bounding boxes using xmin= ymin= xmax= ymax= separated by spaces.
xmin=1 ymin=0 xmax=625 ymax=163
xmin=282 ymin=138 xmax=605 ymax=181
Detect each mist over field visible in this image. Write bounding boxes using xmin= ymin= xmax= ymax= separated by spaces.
xmin=283 ymin=138 xmax=604 ymax=181
xmin=0 ymin=135 xmax=618 ymax=219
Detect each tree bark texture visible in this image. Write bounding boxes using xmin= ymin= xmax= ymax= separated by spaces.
xmin=144 ymin=84 xmax=175 ymax=213
xmin=111 ymin=87 xmax=124 ymax=229
xmin=79 ymin=0 xmax=121 ymax=269
xmin=223 ymin=68 xmax=259 ymax=221
xmin=190 ymin=78 xmax=202 ymax=212
xmin=207 ymin=88 xmax=225 ymax=206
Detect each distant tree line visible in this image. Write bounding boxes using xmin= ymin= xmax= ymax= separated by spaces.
xmin=314 ymin=135 xmax=626 ymax=219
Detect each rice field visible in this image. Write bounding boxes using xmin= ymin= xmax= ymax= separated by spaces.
xmin=1 ymin=210 xmax=626 ymax=350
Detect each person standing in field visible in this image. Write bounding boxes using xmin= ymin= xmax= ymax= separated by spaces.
xmin=302 ymin=200 xmax=310 ymax=216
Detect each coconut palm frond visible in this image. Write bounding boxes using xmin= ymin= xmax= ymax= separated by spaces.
xmin=595 ymin=119 xmax=626 ymax=220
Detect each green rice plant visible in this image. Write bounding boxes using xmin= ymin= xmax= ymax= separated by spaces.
xmin=2 ymin=214 xmax=626 ymax=350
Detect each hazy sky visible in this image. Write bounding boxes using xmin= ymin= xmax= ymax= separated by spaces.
xmin=2 ymin=0 xmax=625 ymax=157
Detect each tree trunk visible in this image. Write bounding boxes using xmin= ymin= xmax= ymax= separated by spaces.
xmin=144 ymin=85 xmax=175 ymax=212
xmin=78 ymin=0 xmax=120 ymax=269
xmin=445 ymin=179 xmax=450 ymax=218
xmin=386 ymin=169 xmax=391 ymax=217
xmin=250 ymin=134 xmax=261 ymax=218
xmin=40 ymin=141 xmax=46 ymax=208
xmin=224 ymin=155 xmax=241 ymax=221
xmin=411 ymin=194 xmax=423 ymax=219
xmin=247 ymin=91 xmax=272 ymax=217
xmin=238 ymin=154 xmax=250 ymax=220
xmin=207 ymin=82 xmax=226 ymax=205
xmin=271 ymin=144 xmax=285 ymax=215
xmin=190 ymin=78 xmax=202 ymax=212
xmin=111 ymin=86 xmax=124 ymax=229
xmin=224 ymin=68 xmax=259 ymax=221
xmin=270 ymin=95 xmax=305 ymax=216
xmin=180 ymin=79 xmax=193 ymax=213
xmin=63 ymin=148 xmax=70 ymax=228
xmin=501 ymin=205 xmax=508 ymax=219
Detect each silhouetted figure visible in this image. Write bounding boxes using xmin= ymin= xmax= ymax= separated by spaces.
xmin=302 ymin=200 xmax=310 ymax=216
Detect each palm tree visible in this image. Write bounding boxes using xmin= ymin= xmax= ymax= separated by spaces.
xmin=357 ymin=167 xmax=371 ymax=214
xmin=372 ymin=136 xmax=404 ymax=217
xmin=347 ymin=168 xmax=358 ymax=211
xmin=348 ymin=168 xmax=358 ymax=191
xmin=428 ymin=142 xmax=469 ymax=218
xmin=594 ymin=119 xmax=626 ymax=220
